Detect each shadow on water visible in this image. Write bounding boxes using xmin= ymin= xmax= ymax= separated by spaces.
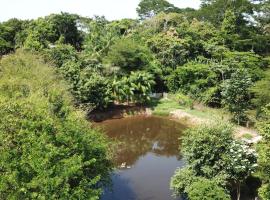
xmin=102 ymin=173 xmax=137 ymax=200
xmin=97 ymin=116 xmax=186 ymax=200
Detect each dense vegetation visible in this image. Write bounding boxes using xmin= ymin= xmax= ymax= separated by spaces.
xmin=0 ymin=0 xmax=269 ymax=199
xmin=171 ymin=124 xmax=257 ymax=200
xmin=0 ymin=51 xmax=112 ymax=199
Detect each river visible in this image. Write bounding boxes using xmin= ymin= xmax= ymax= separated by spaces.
xmin=97 ymin=115 xmax=186 ymax=200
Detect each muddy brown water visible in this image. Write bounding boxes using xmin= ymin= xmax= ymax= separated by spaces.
xmin=96 ymin=115 xmax=186 ymax=200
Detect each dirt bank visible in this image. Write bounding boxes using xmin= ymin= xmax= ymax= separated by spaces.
xmin=169 ymin=109 xmax=261 ymax=143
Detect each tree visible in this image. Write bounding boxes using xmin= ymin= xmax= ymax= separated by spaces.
xmin=0 ymin=24 xmax=13 ymax=55
xmin=221 ymin=69 xmax=253 ymax=124
xmin=83 ymin=16 xmax=119 ymax=59
xmin=166 ymin=62 xmax=217 ymax=97
xmin=197 ymin=0 xmax=255 ymax=27
xmin=147 ymin=32 xmax=189 ymax=71
xmin=105 ymin=38 xmax=153 ymax=74
xmin=171 ymin=123 xmax=257 ymax=200
xmin=0 ymin=18 xmax=25 ymax=55
xmin=181 ymin=124 xmax=234 ymax=178
xmin=136 ymin=0 xmax=179 ymax=20
xmin=48 ymin=12 xmax=83 ymax=49
xmin=257 ymin=104 xmax=270 ymax=200
xmin=171 ymin=168 xmax=230 ymax=200
xmin=223 ymin=140 xmax=257 ymax=200
xmin=251 ymin=70 xmax=270 ymax=117
xmin=23 ymin=18 xmax=56 ymax=51
xmin=0 ymin=51 xmax=112 ymax=199
xmin=255 ymin=0 xmax=270 ymax=35
xmin=220 ymin=9 xmax=239 ymax=48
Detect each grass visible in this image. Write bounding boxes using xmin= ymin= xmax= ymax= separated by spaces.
xmin=150 ymin=94 xmax=231 ymax=122
xmin=184 ymin=106 xmax=230 ymax=121
xmin=149 ymin=95 xmax=184 ymax=116
xmin=242 ymin=133 xmax=254 ymax=140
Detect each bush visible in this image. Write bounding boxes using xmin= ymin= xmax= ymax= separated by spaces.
xmin=76 ymin=71 xmax=113 ymax=110
xmin=44 ymin=43 xmax=78 ymax=67
xmin=167 ymin=62 xmax=216 ymax=96
xmin=0 ymin=51 xmax=112 ymax=199
xmin=113 ymin=71 xmax=155 ymax=104
xmin=187 ymin=178 xmax=230 ymax=200
xmin=171 ymin=123 xmax=257 ymax=200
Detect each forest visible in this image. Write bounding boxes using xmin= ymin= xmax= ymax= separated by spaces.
xmin=0 ymin=0 xmax=269 ymax=199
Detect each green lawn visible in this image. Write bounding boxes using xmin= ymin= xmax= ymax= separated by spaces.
xmin=150 ymin=94 xmax=231 ymax=121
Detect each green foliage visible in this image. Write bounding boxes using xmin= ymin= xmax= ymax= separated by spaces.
xmin=200 ymin=86 xmax=222 ymax=107
xmin=76 ymin=71 xmax=113 ymax=109
xmin=59 ymin=61 xmax=113 ymax=110
xmin=197 ymin=0 xmax=255 ymax=27
xmin=106 ymin=38 xmax=152 ymax=73
xmin=175 ymin=93 xmax=194 ymax=109
xmin=44 ymin=43 xmax=78 ymax=67
xmin=187 ymin=178 xmax=230 ymax=200
xmin=48 ymin=12 xmax=83 ymax=49
xmin=182 ymin=123 xmax=234 ymax=178
xmin=0 ymin=51 xmax=112 ymax=199
xmin=0 ymin=18 xmax=25 ymax=55
xmin=251 ymin=70 xmax=270 ymax=117
xmin=220 ymin=9 xmax=239 ymax=48
xmin=167 ymin=62 xmax=216 ymax=96
xmin=171 ymin=123 xmax=258 ymax=199
xmin=113 ymin=71 xmax=155 ymax=104
xmin=83 ymin=16 xmax=119 ymax=59
xmin=1 ymin=4 xmax=269 ymax=199
xmin=221 ymin=69 xmax=252 ymax=124
xmin=171 ymin=167 xmax=197 ymax=196
xmin=257 ymin=104 xmax=270 ymax=200
xmin=0 ymin=37 xmax=12 ymax=55
xmin=147 ymin=32 xmax=189 ymax=70
xmin=136 ymin=0 xmax=179 ymax=20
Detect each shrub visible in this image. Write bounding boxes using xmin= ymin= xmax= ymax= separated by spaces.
xmin=187 ymin=178 xmax=230 ymax=200
xmin=0 ymin=51 xmax=112 ymax=199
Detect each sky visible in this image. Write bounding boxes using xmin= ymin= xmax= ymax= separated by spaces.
xmin=0 ymin=0 xmax=201 ymax=22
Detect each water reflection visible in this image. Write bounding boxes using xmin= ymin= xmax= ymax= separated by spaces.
xmin=97 ymin=116 xmax=186 ymax=200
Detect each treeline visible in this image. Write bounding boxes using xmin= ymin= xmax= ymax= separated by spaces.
xmin=1 ymin=1 xmax=269 ymax=125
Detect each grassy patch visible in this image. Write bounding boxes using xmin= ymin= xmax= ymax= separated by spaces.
xmin=184 ymin=107 xmax=230 ymax=121
xmin=242 ymin=133 xmax=254 ymax=140
xmin=150 ymin=97 xmax=183 ymax=116
xmin=150 ymin=94 xmax=230 ymax=121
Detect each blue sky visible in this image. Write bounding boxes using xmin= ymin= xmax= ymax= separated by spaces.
xmin=0 ymin=0 xmax=201 ymax=22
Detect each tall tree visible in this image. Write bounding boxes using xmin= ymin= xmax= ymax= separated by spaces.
xmin=136 ymin=0 xmax=179 ymax=20
xmin=197 ymin=0 xmax=255 ymax=27
xmin=221 ymin=69 xmax=253 ymax=124
xmin=220 ymin=9 xmax=238 ymax=47
xmin=48 ymin=12 xmax=83 ymax=49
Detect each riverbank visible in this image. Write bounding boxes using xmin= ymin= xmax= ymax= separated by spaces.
xmin=150 ymin=95 xmax=261 ymax=143
xmin=89 ymin=95 xmax=261 ymax=143
xmin=88 ymin=95 xmax=261 ymax=143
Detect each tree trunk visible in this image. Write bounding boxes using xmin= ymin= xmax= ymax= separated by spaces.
xmin=236 ymin=181 xmax=241 ymax=200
